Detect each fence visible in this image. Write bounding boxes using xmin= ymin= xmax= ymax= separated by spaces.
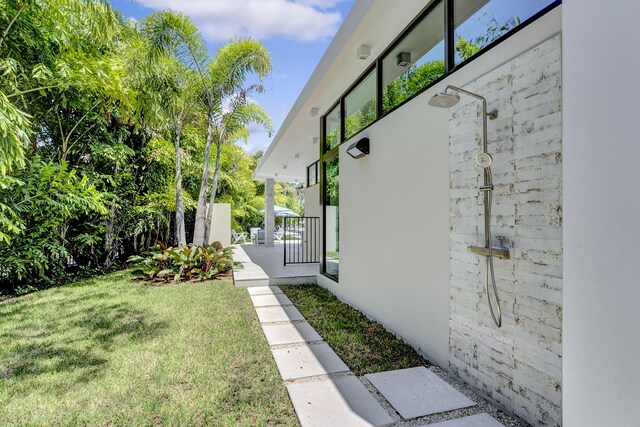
xmin=283 ymin=217 xmax=320 ymax=265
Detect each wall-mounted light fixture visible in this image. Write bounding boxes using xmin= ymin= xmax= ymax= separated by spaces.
xmin=357 ymin=44 xmax=371 ymax=60
xmin=312 ymin=137 xmax=319 ymax=145
xmin=347 ymin=137 xmax=370 ymax=159
xmin=294 ymin=153 xmax=301 ymax=159
xmin=309 ymin=107 xmax=319 ymax=117
xmin=283 ymin=165 xmax=288 ymax=170
xmin=397 ymin=52 xmax=411 ymax=67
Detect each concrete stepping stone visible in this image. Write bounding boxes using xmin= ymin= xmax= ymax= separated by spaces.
xmin=420 ymin=413 xmax=505 ymax=427
xmin=287 ymin=375 xmax=394 ymax=427
xmin=271 ymin=343 xmax=349 ymax=380
xmin=262 ymin=321 xmax=323 ymax=346
xmin=255 ymin=305 xmax=305 ymax=323
xmin=250 ymin=293 xmax=293 ymax=307
xmin=365 ymin=367 xmax=475 ymax=420
xmin=247 ymin=286 xmax=283 ymax=296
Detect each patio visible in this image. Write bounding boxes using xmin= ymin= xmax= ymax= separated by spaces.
xmin=233 ymin=243 xmax=319 ymax=287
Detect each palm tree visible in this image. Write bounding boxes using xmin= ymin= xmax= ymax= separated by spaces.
xmin=204 ymin=100 xmax=272 ymax=243
xmin=142 ymin=12 xmax=271 ymax=245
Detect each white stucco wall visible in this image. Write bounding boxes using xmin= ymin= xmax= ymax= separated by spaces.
xmin=303 ymin=184 xmax=321 ymax=218
xmin=317 ymin=8 xmax=562 ymax=372
xmin=209 ymin=203 xmax=231 ymax=247
xmin=562 ymin=2 xmax=640 ymax=426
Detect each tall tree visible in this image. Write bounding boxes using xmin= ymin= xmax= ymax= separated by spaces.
xmin=204 ymin=101 xmax=271 ymax=243
xmin=142 ymin=12 xmax=271 ymax=245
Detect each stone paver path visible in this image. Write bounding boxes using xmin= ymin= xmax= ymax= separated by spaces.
xmin=365 ymin=367 xmax=475 ymax=419
xmin=246 ymin=285 xmax=507 ymax=427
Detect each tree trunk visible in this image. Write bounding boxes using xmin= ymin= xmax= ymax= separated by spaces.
xmin=174 ymin=131 xmax=187 ymax=246
xmin=104 ymin=198 xmax=116 ymax=266
xmin=204 ymin=139 xmax=223 ymax=244
xmin=192 ymin=113 xmax=214 ymax=246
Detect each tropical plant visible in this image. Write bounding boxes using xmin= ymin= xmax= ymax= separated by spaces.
xmin=127 ymin=241 xmax=239 ymax=282
xmin=142 ymin=11 xmax=272 ymax=245
xmin=0 ymin=157 xmax=107 ymax=292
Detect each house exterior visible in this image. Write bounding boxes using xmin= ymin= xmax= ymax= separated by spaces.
xmin=255 ymin=1 xmax=640 ymax=426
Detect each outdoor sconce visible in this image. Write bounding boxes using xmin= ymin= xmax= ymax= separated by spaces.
xmin=357 ymin=44 xmax=371 ymax=60
xmin=397 ymin=52 xmax=411 ymax=67
xmin=347 ymin=137 xmax=370 ymax=159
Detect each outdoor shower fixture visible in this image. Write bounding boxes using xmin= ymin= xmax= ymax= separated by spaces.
xmin=428 ymin=85 xmax=506 ymax=328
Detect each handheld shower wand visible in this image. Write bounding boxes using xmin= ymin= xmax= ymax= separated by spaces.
xmin=429 ymin=85 xmax=503 ymax=328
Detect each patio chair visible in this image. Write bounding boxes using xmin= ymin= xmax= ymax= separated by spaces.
xmin=274 ymin=226 xmax=285 ymax=242
xmin=231 ymin=229 xmax=247 ymax=244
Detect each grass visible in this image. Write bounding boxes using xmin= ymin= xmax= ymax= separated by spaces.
xmin=280 ymin=285 xmax=428 ymax=376
xmin=0 ymin=271 xmax=298 ymax=426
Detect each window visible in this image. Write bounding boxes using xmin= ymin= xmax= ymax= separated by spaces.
xmin=454 ymin=0 xmax=557 ymax=65
xmin=324 ymin=104 xmax=341 ymax=152
xmin=344 ymin=67 xmax=377 ymax=140
xmin=307 ymin=161 xmax=319 ymax=187
xmin=382 ymin=0 xmax=445 ymax=113
xmin=323 ymin=156 xmax=339 ymax=281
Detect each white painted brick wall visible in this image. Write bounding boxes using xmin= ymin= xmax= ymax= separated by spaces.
xmin=448 ymin=35 xmax=562 ymax=427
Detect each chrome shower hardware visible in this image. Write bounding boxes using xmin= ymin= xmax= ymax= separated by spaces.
xmin=429 ymin=85 xmax=505 ymax=328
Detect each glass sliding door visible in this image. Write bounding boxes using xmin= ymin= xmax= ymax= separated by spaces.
xmin=323 ymin=156 xmax=339 ymax=281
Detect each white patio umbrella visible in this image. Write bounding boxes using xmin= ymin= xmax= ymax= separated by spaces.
xmin=260 ymin=205 xmax=300 ymax=217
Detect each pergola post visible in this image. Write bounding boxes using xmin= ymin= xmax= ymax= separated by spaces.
xmin=265 ymin=178 xmax=275 ymax=247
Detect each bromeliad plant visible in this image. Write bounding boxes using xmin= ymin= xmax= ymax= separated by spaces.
xmin=127 ymin=241 xmax=240 ymax=282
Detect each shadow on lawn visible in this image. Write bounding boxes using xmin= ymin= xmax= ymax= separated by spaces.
xmin=0 ymin=288 xmax=168 ymax=384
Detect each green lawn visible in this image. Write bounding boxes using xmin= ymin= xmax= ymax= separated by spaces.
xmin=0 ymin=271 xmax=298 ymax=426
xmin=281 ymin=285 xmax=428 ymax=376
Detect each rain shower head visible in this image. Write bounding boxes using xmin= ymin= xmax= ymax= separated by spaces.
xmin=428 ymin=92 xmax=460 ymax=108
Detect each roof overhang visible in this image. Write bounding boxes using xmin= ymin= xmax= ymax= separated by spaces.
xmin=255 ymin=0 xmax=436 ymax=182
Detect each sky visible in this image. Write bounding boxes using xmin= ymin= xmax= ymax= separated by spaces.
xmin=109 ymin=0 xmax=355 ymax=153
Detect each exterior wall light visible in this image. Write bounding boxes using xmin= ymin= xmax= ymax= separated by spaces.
xmin=397 ymin=52 xmax=411 ymax=67
xmin=357 ymin=44 xmax=371 ymax=60
xmin=347 ymin=137 xmax=370 ymax=159
xmin=312 ymin=137 xmax=319 ymax=144
xmin=309 ymin=107 xmax=319 ymax=117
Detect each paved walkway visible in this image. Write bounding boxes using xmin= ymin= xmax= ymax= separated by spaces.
xmin=233 ymin=244 xmax=318 ymax=287
xmin=247 ymin=285 xmax=511 ymax=427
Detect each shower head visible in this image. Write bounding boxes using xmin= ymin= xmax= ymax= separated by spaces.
xmin=428 ymin=92 xmax=460 ymax=108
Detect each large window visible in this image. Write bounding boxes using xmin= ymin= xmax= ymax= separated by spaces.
xmin=324 ymin=104 xmax=341 ymax=152
xmin=323 ymin=156 xmax=339 ymax=281
xmin=344 ymin=67 xmax=377 ymax=140
xmin=307 ymin=161 xmax=319 ymax=187
xmin=319 ymin=0 xmax=560 ymax=149
xmin=382 ymin=1 xmax=445 ymax=113
xmin=454 ymin=0 xmax=558 ymax=65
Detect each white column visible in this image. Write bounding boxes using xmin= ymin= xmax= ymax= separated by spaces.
xmin=563 ymin=2 xmax=640 ymax=426
xmin=265 ymin=178 xmax=275 ymax=247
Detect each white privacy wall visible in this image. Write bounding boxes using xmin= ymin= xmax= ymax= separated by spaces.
xmin=563 ymin=2 xmax=640 ymax=426
xmin=448 ymin=36 xmax=562 ymax=427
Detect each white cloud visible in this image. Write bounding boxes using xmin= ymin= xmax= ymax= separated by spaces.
xmin=134 ymin=0 xmax=349 ymax=42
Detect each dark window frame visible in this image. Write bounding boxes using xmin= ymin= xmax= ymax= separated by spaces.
xmin=320 ymin=0 xmax=561 ymax=152
xmin=343 ymin=63 xmax=378 ymax=141
xmin=321 ymin=153 xmax=340 ymax=282
xmin=307 ymin=161 xmax=319 ymax=188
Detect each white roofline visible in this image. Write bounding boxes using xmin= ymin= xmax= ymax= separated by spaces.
xmin=254 ymin=0 xmax=374 ymax=180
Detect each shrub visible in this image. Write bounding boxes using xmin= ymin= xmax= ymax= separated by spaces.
xmin=127 ymin=241 xmax=240 ymax=282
